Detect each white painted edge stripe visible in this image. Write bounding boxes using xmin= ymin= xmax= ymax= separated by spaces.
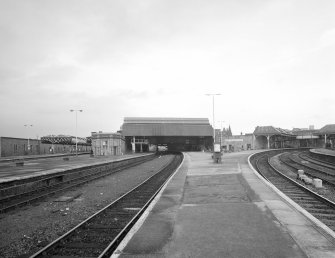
xmin=111 ymin=153 xmax=186 ymax=258
xmin=247 ymin=152 xmax=335 ymax=240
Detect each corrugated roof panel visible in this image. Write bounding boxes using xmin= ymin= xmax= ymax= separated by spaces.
xmin=122 ymin=123 xmax=213 ymax=136
xmin=124 ymin=117 xmax=210 ymax=125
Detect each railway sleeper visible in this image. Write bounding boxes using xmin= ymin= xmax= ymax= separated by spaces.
xmin=58 ymin=242 xmax=108 ymax=249
xmin=282 ymin=189 xmax=309 ymax=193
xmin=83 ymin=224 xmax=125 ymax=230
xmin=313 ymin=213 xmax=335 ymax=220
xmin=285 ymin=193 xmax=314 ymax=197
xmin=289 ymin=198 xmax=321 ymax=204
xmin=316 ymin=219 xmax=335 ymax=227
xmin=302 ymin=203 xmax=333 ymax=210
xmin=304 ymin=208 xmax=335 ymax=214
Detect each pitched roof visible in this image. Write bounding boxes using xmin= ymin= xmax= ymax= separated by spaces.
xmin=318 ymin=124 xmax=335 ymax=134
xmin=122 ymin=117 xmax=213 ymax=137
xmin=253 ymin=126 xmax=295 ymax=136
xmin=124 ymin=117 xmax=210 ymax=125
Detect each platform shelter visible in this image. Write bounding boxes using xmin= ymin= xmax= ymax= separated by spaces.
xmin=316 ymin=124 xmax=335 ymax=148
xmin=121 ymin=117 xmax=213 ymax=152
xmin=253 ymin=126 xmax=297 ymax=149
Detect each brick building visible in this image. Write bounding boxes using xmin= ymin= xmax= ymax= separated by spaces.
xmin=91 ymin=132 xmax=125 ymax=156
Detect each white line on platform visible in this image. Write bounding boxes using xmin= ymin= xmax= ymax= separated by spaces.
xmin=111 ymin=153 xmax=185 ymax=258
xmin=247 ymin=153 xmax=335 ymax=240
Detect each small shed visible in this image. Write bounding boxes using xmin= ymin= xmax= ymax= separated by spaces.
xmin=91 ymin=132 xmax=125 ymax=156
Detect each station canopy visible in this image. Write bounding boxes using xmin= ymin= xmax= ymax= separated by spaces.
xmin=122 ymin=117 xmax=213 ymax=137
xmin=253 ymin=126 xmax=295 ymax=137
xmin=317 ymin=124 xmax=335 ymax=135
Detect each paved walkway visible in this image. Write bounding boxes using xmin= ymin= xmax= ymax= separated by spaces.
xmin=0 ymin=152 xmax=89 ymax=163
xmin=114 ymin=151 xmax=335 ymax=258
xmin=0 ymin=153 xmax=152 ymax=183
xmin=311 ymin=148 xmax=335 ymax=157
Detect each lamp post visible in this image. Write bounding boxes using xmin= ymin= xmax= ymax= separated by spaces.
xmin=24 ymin=124 xmax=33 ymax=153
xmin=206 ymin=93 xmax=221 ymax=151
xmin=70 ymin=109 xmax=83 ymax=156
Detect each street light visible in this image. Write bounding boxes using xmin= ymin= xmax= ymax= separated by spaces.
xmin=70 ymin=109 xmax=83 ymax=156
xmin=206 ymin=93 xmax=221 ymax=150
xmin=24 ymin=124 xmax=33 ymax=152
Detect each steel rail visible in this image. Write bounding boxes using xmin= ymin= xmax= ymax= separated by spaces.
xmin=0 ymin=156 xmax=154 ymax=213
xmin=289 ymin=153 xmax=335 ymax=177
xmin=256 ymin=155 xmax=335 ymax=209
xmin=279 ymin=152 xmax=335 ymax=188
xmin=298 ymin=153 xmax=335 ymax=171
xmin=29 ymin=154 xmax=182 ymax=258
xmin=253 ymin=152 xmax=335 ymax=232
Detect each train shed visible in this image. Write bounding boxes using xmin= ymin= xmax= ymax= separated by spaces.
xmin=121 ymin=117 xmax=213 ymax=152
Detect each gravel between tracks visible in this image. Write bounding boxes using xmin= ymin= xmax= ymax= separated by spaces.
xmin=270 ymin=154 xmax=335 ymax=203
xmin=0 ymin=155 xmax=174 ymax=258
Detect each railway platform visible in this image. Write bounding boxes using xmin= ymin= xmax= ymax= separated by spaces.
xmin=310 ymin=148 xmax=335 ymax=164
xmin=114 ymin=151 xmax=335 ymax=258
xmin=0 ymin=153 xmax=153 ymax=183
xmin=310 ymin=148 xmax=335 ymax=157
xmin=0 ymin=152 xmax=89 ymax=163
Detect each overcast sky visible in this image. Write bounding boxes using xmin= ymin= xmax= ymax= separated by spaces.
xmin=0 ymin=0 xmax=334 ymax=139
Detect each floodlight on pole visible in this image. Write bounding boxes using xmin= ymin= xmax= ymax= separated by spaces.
xmin=70 ymin=109 xmax=83 ymax=156
xmin=205 ymin=93 xmax=221 ymax=150
xmin=24 ymin=124 xmax=33 ymax=152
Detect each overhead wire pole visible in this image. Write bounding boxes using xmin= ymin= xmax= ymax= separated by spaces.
xmin=205 ymin=93 xmax=221 ymax=151
xmin=70 ymin=109 xmax=83 ymax=157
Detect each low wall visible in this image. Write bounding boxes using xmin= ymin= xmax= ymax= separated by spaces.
xmin=309 ymin=149 xmax=335 ymax=164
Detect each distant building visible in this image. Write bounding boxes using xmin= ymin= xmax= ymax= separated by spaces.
xmin=316 ymin=124 xmax=335 ymax=149
xmin=121 ymin=117 xmax=213 ymax=152
xmin=253 ymin=125 xmax=329 ymax=149
xmin=91 ymin=132 xmax=125 ymax=156
xmin=222 ymin=126 xmax=233 ymax=137
xmin=215 ymin=126 xmax=233 ymax=145
xmin=221 ymin=133 xmax=254 ymax=152
xmin=0 ymin=136 xmax=91 ymax=157
xmin=218 ymin=126 xmax=253 ymax=152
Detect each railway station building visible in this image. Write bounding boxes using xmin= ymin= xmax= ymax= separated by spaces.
xmin=121 ymin=117 xmax=213 ymax=152
xmin=91 ymin=132 xmax=125 ymax=156
xmin=253 ymin=125 xmax=325 ymax=149
xmin=316 ymin=124 xmax=335 ymax=148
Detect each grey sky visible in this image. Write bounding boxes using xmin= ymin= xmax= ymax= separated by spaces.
xmin=0 ymin=0 xmax=334 ymax=139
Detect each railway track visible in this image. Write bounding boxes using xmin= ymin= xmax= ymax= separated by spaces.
xmin=0 ymin=155 xmax=155 ymax=213
xmin=298 ymin=152 xmax=335 ymax=171
xmin=279 ymin=152 xmax=335 ymax=187
xmin=29 ymin=153 xmax=182 ymax=258
xmin=251 ymin=151 xmax=335 ymax=232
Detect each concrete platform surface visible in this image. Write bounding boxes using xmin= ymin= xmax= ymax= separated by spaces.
xmin=113 ymin=151 xmax=335 ymax=258
xmin=0 ymin=153 xmax=152 ymax=183
xmin=311 ymin=148 xmax=335 ymax=157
